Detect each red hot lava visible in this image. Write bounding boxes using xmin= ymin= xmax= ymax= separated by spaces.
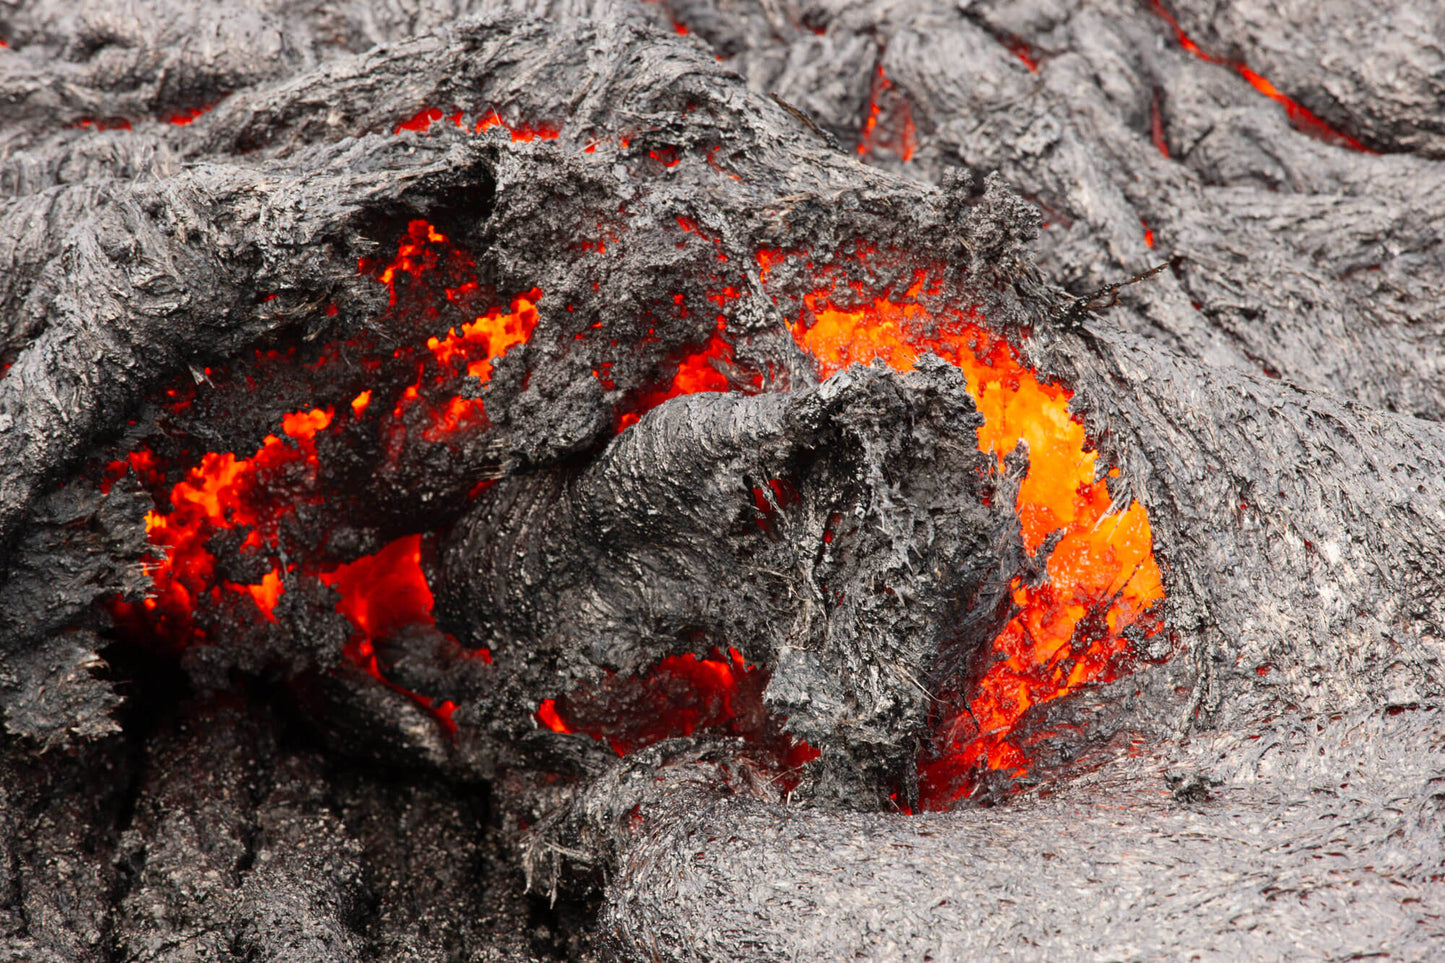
xmin=536 ymin=246 xmax=1164 ymax=810
xmin=780 ymin=249 xmax=1165 ymax=808
xmin=1147 ymin=0 xmax=1374 ymax=152
xmin=107 ymin=217 xmax=532 ymax=728
xmin=858 ymin=62 xmax=917 ymax=162
xmin=537 ymin=648 xmax=819 ymax=778
xmin=103 ymin=110 xmax=1165 ymax=809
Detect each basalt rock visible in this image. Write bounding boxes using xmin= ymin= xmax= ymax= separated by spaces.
xmin=1 ymin=0 xmax=1443 ymax=960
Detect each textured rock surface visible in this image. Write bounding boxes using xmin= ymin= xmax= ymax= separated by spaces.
xmin=604 ymin=708 xmax=1445 ymax=959
xmin=1 ymin=0 xmax=1443 ymax=958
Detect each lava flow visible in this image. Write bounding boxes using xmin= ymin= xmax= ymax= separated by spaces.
xmin=614 ymin=314 xmax=761 ymax=430
xmin=395 ymin=106 xmax=560 ymax=141
xmin=1147 ymin=0 xmax=1373 ymax=152
xmin=537 ymin=647 xmax=819 ymax=778
xmin=108 ymin=406 xmax=335 ymax=646
xmin=107 ymin=219 xmax=534 ymax=726
xmin=318 ymin=534 xmax=462 ymax=733
xmin=857 ymin=62 xmax=916 ymax=162
xmin=784 ymin=253 xmax=1165 ymax=809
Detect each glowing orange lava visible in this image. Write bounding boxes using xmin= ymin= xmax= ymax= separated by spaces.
xmin=395 ymin=106 xmax=560 ymax=142
xmin=857 ymin=63 xmax=916 ymax=162
xmin=1150 ymin=91 xmax=1170 ymax=158
xmin=783 ymin=252 xmax=1164 ymax=808
xmin=1147 ymin=0 xmax=1373 ymax=153
xmin=536 ymin=648 xmax=819 ymax=775
xmin=108 ymin=222 xmax=529 ymax=733
xmin=110 ymin=406 xmax=334 ymax=645
xmin=360 ymin=219 xmax=542 ymax=440
xmin=166 ymin=104 xmax=213 ymax=126
xmin=1003 ymin=36 xmax=1039 ymax=73
xmin=615 ymin=315 xmax=760 ymax=429
xmin=317 ymin=534 xmax=466 ymax=733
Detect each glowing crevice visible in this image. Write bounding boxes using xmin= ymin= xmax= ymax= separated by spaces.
xmin=779 ymin=250 xmax=1165 ymax=809
xmin=1147 ymin=0 xmax=1374 ymax=152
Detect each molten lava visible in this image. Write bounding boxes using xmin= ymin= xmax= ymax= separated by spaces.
xmin=615 ymin=314 xmax=761 ymax=430
xmin=535 ymin=244 xmax=1163 ymax=808
xmin=358 ymin=219 xmax=541 ymax=440
xmin=783 ymin=252 xmax=1165 ymax=808
xmin=109 ymin=406 xmax=334 ymax=646
xmin=536 ymin=648 xmax=818 ymax=776
xmin=166 ymin=103 xmax=215 ymax=126
xmin=857 ymin=62 xmax=916 ymax=162
xmin=395 ymin=106 xmax=560 ymax=141
xmin=318 ymin=534 xmax=462 ymax=732
xmin=1147 ymin=0 xmax=1373 ymax=152
xmin=107 ymin=221 xmax=533 ymax=729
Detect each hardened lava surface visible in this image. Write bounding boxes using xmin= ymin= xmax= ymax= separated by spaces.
xmin=1 ymin=0 xmax=1444 ymax=960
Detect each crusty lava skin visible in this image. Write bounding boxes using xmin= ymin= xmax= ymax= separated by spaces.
xmin=1 ymin=1 xmax=1444 ymax=960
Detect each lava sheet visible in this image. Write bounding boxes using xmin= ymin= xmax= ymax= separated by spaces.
xmin=1 ymin=0 xmax=1442 ymax=960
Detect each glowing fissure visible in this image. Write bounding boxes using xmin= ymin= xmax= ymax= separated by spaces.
xmin=857 ymin=63 xmax=917 ymax=162
xmin=359 ymin=219 xmax=541 ymax=442
xmin=395 ymin=106 xmax=560 ymax=141
xmin=109 ymin=406 xmax=335 ymax=644
xmin=780 ymin=249 xmax=1164 ymax=809
xmin=108 ymin=221 xmax=533 ymax=729
xmin=1147 ymin=0 xmax=1374 ymax=153
xmin=606 ymin=217 xmax=762 ymax=430
xmin=1002 ymin=35 xmax=1040 ymax=73
xmin=537 ymin=248 xmax=1162 ymax=806
xmin=536 ymin=647 xmax=819 ymax=780
xmin=105 ymin=171 xmax=1160 ymax=805
xmin=317 ymin=534 xmax=466 ymax=734
xmin=1150 ymin=91 xmax=1170 ymax=158
xmin=614 ymin=314 xmax=762 ymax=430
xmin=72 ymin=101 xmax=219 ymax=131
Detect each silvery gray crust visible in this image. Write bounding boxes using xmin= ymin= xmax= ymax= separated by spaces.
xmin=1 ymin=1 xmax=1442 ymax=959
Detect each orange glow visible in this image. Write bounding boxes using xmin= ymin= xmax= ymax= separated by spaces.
xmin=101 ymin=449 xmax=162 ymax=495
xmin=756 ymin=248 xmax=788 ymax=282
xmin=476 ymin=109 xmax=560 ymax=141
xmin=247 ymin=568 xmax=283 ymax=621
xmin=167 ymin=104 xmax=212 ymax=126
xmin=110 ymin=400 xmax=331 ymax=645
xmin=318 ymin=535 xmax=468 ymax=736
xmin=358 ymin=220 xmax=543 ymax=442
xmin=615 ymin=316 xmax=761 ymax=430
xmin=374 ymin=219 xmax=448 ymax=300
xmin=857 ymin=63 xmax=916 ymax=162
xmin=1150 ymin=92 xmax=1170 ymax=158
xmin=781 ymin=254 xmax=1165 ymax=808
xmin=537 ymin=648 xmax=819 ymax=776
xmin=110 ymin=220 xmax=535 ymax=709
xmin=281 ymin=406 xmax=333 ymax=442
xmin=1004 ymin=36 xmax=1039 ymax=73
xmin=416 ymin=290 xmax=541 ymax=440
xmin=1147 ymin=0 xmax=1373 ymax=153
xmin=859 ymin=65 xmax=884 ymax=155
xmin=426 ymin=294 xmax=540 ymax=382
xmin=536 ymin=699 xmax=569 ymax=733
xmin=319 ymin=535 xmax=433 ymax=646
xmin=397 ymin=107 xmax=444 ymax=133
xmin=397 ymin=106 xmax=561 ymax=142
xmin=793 ymin=289 xmax=929 ymax=375
xmin=75 ymin=117 xmax=132 ymax=132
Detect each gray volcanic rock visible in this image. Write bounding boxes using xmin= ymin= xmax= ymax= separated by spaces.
xmin=1 ymin=0 xmax=1443 ymax=959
